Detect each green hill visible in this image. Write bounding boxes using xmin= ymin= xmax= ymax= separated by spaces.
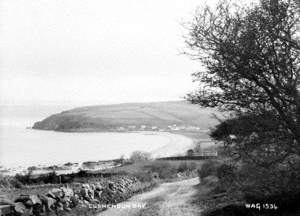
xmin=32 ymin=101 xmax=219 ymax=132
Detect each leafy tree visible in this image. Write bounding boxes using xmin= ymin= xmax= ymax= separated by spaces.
xmin=211 ymin=113 xmax=295 ymax=166
xmin=185 ymin=2 xmax=300 ymax=213
xmin=184 ymin=0 xmax=300 ymax=154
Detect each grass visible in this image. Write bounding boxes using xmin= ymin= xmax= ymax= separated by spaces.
xmin=103 ymin=160 xmax=203 ymax=174
xmin=1 ymin=159 xmax=201 ymax=201
xmin=1 ymin=158 xmax=206 ymax=216
xmin=0 ymin=175 xmax=24 ymax=189
xmin=135 ymin=196 xmax=165 ymax=216
xmin=192 ymin=157 xmax=300 ymax=216
xmin=32 ymin=101 xmax=219 ymax=131
xmin=100 ymin=159 xmax=205 ymax=183
xmin=1 ymin=183 xmax=64 ymax=200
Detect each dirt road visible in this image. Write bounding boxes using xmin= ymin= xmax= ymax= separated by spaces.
xmin=98 ymin=177 xmax=202 ymax=216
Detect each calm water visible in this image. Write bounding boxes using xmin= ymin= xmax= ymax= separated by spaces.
xmin=0 ymin=105 xmax=192 ymax=167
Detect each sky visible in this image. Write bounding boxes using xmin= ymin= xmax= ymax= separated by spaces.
xmin=0 ymin=0 xmax=245 ymax=106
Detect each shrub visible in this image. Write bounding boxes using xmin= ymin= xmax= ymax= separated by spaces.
xmin=189 ymin=162 xmax=197 ymax=172
xmin=27 ymin=166 xmax=38 ymax=171
xmin=214 ymin=157 xmax=300 ymax=214
xmin=197 ymin=160 xmax=222 ymax=181
xmin=132 ymin=171 xmax=153 ymax=182
xmin=144 ymin=161 xmax=177 ymax=179
xmin=216 ymin=163 xmax=236 ymax=189
xmin=0 ymin=175 xmax=24 ymax=189
xmin=129 ymin=151 xmax=151 ymax=163
xmin=177 ymin=162 xmax=197 ymax=173
xmin=177 ymin=162 xmax=189 ymax=173
xmin=201 ymin=175 xmax=219 ymax=187
xmin=237 ymin=160 xmax=300 ymax=202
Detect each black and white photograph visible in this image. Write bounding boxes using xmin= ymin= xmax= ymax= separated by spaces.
xmin=0 ymin=0 xmax=300 ymax=215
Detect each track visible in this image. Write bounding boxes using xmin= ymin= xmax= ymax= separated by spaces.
xmin=98 ymin=177 xmax=202 ymax=216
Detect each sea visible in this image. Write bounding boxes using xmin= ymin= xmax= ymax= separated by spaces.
xmin=0 ymin=105 xmax=193 ymax=168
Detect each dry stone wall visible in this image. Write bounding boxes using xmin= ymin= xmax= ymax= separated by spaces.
xmin=0 ymin=175 xmax=153 ymax=216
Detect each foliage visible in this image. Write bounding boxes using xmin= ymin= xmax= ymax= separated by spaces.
xmin=185 ymin=1 xmax=300 ymax=214
xmin=197 ymin=160 xmax=222 ymax=180
xmin=177 ymin=161 xmax=197 ymax=173
xmin=129 ymin=151 xmax=152 ymax=163
xmin=185 ymin=0 xmax=300 ymax=147
xmin=143 ymin=161 xmax=177 ymax=179
xmin=216 ymin=163 xmax=236 ymax=189
xmin=27 ymin=166 xmax=38 ymax=171
xmin=132 ymin=171 xmax=153 ymax=182
xmin=210 ymin=113 xmax=295 ymax=166
xmin=0 ymin=175 xmax=24 ymax=189
xmin=237 ymin=157 xmax=300 ymax=200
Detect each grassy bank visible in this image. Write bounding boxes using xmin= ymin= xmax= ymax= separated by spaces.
xmin=193 ymin=158 xmax=300 ymax=216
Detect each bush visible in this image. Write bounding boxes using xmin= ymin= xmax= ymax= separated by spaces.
xmin=201 ymin=175 xmax=219 ymax=188
xmin=177 ymin=162 xmax=197 ymax=173
xmin=28 ymin=166 xmax=38 ymax=171
xmin=129 ymin=151 xmax=151 ymax=163
xmin=213 ymin=157 xmax=300 ymax=214
xmin=237 ymin=160 xmax=300 ymax=203
xmin=132 ymin=171 xmax=153 ymax=182
xmin=197 ymin=160 xmax=222 ymax=181
xmin=0 ymin=175 xmax=24 ymax=189
xmin=144 ymin=161 xmax=177 ymax=179
xmin=216 ymin=163 xmax=236 ymax=189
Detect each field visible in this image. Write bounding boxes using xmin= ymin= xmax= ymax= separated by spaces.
xmin=100 ymin=159 xmax=205 ymax=180
xmin=32 ymin=101 xmax=220 ymax=132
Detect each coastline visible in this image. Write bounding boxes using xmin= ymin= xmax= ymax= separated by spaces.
xmin=0 ymin=131 xmax=198 ymax=176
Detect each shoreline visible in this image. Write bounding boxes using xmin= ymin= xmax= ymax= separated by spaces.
xmin=0 ymin=131 xmax=198 ymax=176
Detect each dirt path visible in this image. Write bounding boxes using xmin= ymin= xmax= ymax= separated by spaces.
xmin=98 ymin=177 xmax=202 ymax=216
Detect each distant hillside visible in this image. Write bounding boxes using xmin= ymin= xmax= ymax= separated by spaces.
xmin=32 ymin=101 xmax=220 ymax=132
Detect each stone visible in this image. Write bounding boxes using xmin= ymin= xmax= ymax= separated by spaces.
xmin=40 ymin=194 xmax=56 ymax=212
xmin=14 ymin=202 xmax=26 ymax=215
xmin=49 ymin=188 xmax=63 ymax=198
xmin=37 ymin=194 xmax=51 ymax=213
xmin=95 ymin=184 xmax=103 ymax=191
xmin=14 ymin=194 xmax=36 ymax=209
xmin=108 ymin=182 xmax=115 ymax=191
xmin=46 ymin=192 xmax=56 ymax=200
xmin=80 ymin=187 xmax=89 ymax=198
xmin=14 ymin=194 xmax=30 ymax=204
xmin=70 ymin=194 xmax=79 ymax=208
xmin=94 ymin=190 xmax=102 ymax=200
xmin=30 ymin=195 xmax=42 ymax=205
xmin=25 ymin=199 xmax=34 ymax=207
xmin=56 ymin=202 xmax=64 ymax=211
xmin=61 ymin=187 xmax=74 ymax=197
xmin=65 ymin=207 xmax=72 ymax=211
